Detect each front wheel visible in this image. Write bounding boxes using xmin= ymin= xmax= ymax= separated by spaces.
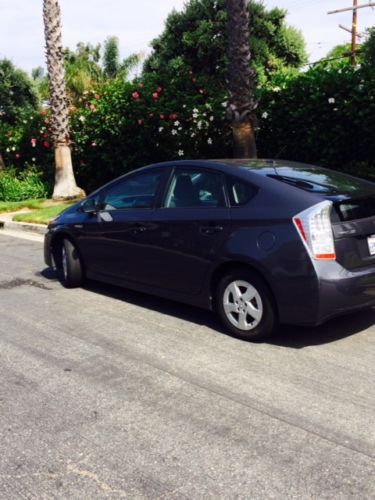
xmin=60 ymin=238 xmax=83 ymax=288
xmin=216 ymin=270 xmax=277 ymax=341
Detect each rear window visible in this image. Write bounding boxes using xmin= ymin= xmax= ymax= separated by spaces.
xmin=265 ymin=166 xmax=374 ymax=197
xmin=333 ymin=196 xmax=375 ymax=222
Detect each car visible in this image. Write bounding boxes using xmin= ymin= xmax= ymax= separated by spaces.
xmin=44 ymin=159 xmax=375 ymax=340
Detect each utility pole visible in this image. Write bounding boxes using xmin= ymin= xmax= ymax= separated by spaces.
xmin=328 ymin=1 xmax=375 ymax=67
xmin=351 ymin=0 xmax=358 ymax=66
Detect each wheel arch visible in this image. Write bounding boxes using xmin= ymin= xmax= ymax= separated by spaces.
xmin=50 ymin=231 xmax=81 ymax=270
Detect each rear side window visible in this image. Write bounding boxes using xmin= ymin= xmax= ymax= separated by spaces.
xmin=226 ymin=176 xmax=258 ymax=206
xmin=164 ymin=170 xmax=225 ymax=208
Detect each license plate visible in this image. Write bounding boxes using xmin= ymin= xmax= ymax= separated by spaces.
xmin=368 ymin=235 xmax=375 ymax=255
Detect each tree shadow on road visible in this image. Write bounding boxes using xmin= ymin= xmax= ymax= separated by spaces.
xmin=39 ymin=268 xmax=375 ymax=348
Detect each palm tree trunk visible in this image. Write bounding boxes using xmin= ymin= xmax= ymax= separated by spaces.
xmin=226 ymin=0 xmax=257 ymax=158
xmin=43 ymin=0 xmax=85 ymax=199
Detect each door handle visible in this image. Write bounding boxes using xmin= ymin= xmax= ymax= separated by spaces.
xmin=132 ymin=223 xmax=147 ymax=233
xmin=200 ymin=225 xmax=224 ymax=236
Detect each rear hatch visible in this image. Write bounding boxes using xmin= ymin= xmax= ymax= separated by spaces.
xmin=331 ymin=195 xmax=375 ymax=269
xmin=241 ymin=160 xmax=375 ymax=270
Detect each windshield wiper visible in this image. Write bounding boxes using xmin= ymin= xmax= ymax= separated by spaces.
xmin=267 ymin=174 xmax=338 ymax=193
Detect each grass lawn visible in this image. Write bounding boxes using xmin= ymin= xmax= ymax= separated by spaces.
xmin=0 ymin=199 xmax=46 ymax=213
xmin=12 ymin=203 xmax=73 ymax=225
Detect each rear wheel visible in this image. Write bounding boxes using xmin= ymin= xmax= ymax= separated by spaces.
xmin=216 ymin=270 xmax=277 ymax=340
xmin=60 ymin=238 xmax=83 ymax=288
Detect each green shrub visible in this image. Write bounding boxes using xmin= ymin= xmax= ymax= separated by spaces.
xmin=0 ymin=168 xmax=49 ymax=201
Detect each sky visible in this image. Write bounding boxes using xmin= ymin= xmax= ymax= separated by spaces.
xmin=0 ymin=0 xmax=374 ymax=74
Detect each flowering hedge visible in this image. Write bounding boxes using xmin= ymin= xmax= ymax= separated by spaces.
xmin=69 ymin=73 xmax=231 ymax=190
xmin=257 ymin=63 xmax=375 ymax=179
xmin=1 ymin=63 xmax=374 ymax=196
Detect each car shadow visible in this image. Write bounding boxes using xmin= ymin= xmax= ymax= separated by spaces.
xmin=39 ymin=268 xmax=375 ymax=348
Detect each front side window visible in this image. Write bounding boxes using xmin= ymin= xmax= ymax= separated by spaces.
xmin=103 ymin=171 xmax=163 ymax=210
xmin=164 ymin=170 xmax=225 ymax=208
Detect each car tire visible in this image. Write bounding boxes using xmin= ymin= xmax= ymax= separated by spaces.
xmin=60 ymin=238 xmax=83 ymax=288
xmin=216 ymin=269 xmax=277 ymax=341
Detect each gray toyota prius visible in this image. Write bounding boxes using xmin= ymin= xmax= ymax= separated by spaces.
xmin=44 ymin=159 xmax=375 ymax=340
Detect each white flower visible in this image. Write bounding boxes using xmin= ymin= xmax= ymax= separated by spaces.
xmin=6 ymin=147 xmax=10 ymax=152
xmin=79 ymin=115 xmax=85 ymax=122
xmin=178 ymin=149 xmax=184 ymax=156
xmin=207 ymin=138 xmax=213 ymax=145
xmin=192 ymin=112 xmax=198 ymax=119
xmin=209 ymin=116 xmax=214 ymax=122
xmin=197 ymin=121 xmax=203 ymax=129
xmin=261 ymin=112 xmax=268 ymax=119
xmin=12 ymin=146 xmax=16 ymax=151
xmin=191 ymin=132 xmax=196 ymax=138
xmin=328 ymin=97 xmax=335 ymax=104
xmin=272 ymin=86 xmax=281 ymax=93
xmin=158 ymin=127 xmax=164 ymax=132
xmin=221 ymin=101 xmax=228 ymax=108
xmin=174 ymin=120 xmax=180 ymax=126
xmin=193 ymin=108 xmax=199 ymax=113
xmin=171 ymin=129 xmax=178 ymax=135
xmin=32 ymin=157 xmax=36 ymax=162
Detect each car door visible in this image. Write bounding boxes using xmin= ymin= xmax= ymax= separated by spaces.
xmin=147 ymin=167 xmax=231 ymax=295
xmin=77 ymin=168 xmax=168 ymax=282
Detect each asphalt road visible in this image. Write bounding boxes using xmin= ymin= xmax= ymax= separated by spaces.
xmin=0 ymin=231 xmax=374 ymax=499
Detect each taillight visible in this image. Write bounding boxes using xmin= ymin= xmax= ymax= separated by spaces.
xmin=293 ymin=201 xmax=336 ymax=260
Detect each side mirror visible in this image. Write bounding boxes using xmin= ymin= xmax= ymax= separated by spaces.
xmin=81 ymin=198 xmax=98 ymax=214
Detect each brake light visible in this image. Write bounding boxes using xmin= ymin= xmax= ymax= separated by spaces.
xmin=293 ymin=201 xmax=336 ymax=260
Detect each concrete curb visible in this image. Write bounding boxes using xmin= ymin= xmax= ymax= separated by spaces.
xmin=0 ymin=212 xmax=47 ymax=236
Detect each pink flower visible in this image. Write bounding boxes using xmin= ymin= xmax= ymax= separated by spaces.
xmin=31 ymin=138 xmax=37 ymax=147
xmin=95 ymin=94 xmax=100 ymax=100
xmin=89 ymin=104 xmax=97 ymax=112
xmin=137 ymin=119 xmax=144 ymax=125
xmin=43 ymin=141 xmax=50 ymax=148
xmin=132 ymin=91 xmax=140 ymax=100
xmin=44 ymin=118 xmax=49 ymax=124
xmin=169 ymin=113 xmax=178 ymax=120
xmin=91 ymin=142 xmax=97 ymax=147
xmin=160 ymin=114 xmax=165 ymax=120
xmin=15 ymin=153 xmax=21 ymax=159
xmin=188 ymin=70 xmax=193 ymax=75
xmin=152 ymin=92 xmax=159 ymax=100
xmin=157 ymin=86 xmax=162 ymax=93
xmin=199 ymin=88 xmax=205 ymax=94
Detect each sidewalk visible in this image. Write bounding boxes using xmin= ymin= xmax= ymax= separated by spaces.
xmin=0 ymin=211 xmax=47 ymax=236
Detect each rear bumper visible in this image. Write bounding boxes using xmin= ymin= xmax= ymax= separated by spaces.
xmin=315 ymin=261 xmax=375 ymax=325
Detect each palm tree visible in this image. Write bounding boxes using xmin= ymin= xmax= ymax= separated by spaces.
xmin=226 ymin=0 xmax=257 ymax=158
xmin=43 ymin=0 xmax=84 ymax=199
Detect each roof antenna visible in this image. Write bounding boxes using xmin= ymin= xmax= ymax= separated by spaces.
xmin=274 ymin=144 xmax=286 ymax=160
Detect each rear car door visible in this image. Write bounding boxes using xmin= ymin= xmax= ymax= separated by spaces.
xmin=148 ymin=167 xmax=231 ymax=295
